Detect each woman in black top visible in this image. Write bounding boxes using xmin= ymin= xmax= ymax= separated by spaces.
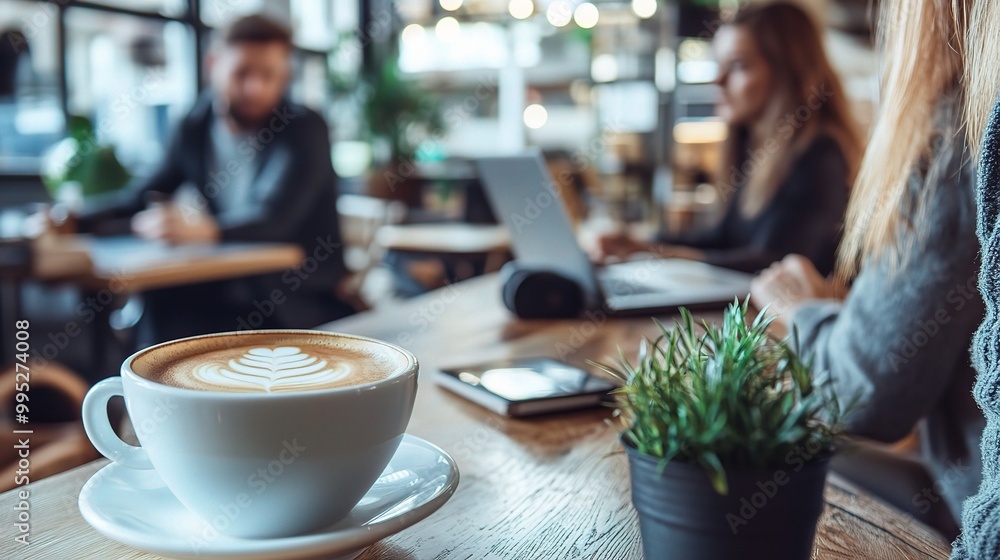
xmin=599 ymin=3 xmax=861 ymax=275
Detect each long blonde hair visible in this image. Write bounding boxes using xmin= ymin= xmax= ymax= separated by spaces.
xmin=837 ymin=0 xmax=967 ymax=277
xmin=965 ymin=0 xmax=1000 ymax=155
xmin=720 ymin=3 xmax=861 ymax=216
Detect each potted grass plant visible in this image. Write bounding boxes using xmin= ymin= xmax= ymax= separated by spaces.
xmin=593 ymin=301 xmax=845 ymax=560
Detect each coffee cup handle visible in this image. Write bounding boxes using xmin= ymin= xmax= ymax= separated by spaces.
xmin=82 ymin=377 xmax=154 ymax=469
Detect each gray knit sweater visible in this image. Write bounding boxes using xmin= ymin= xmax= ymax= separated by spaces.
xmin=953 ymin=97 xmax=1000 ymax=559
xmin=791 ymin=95 xmax=984 ymax=525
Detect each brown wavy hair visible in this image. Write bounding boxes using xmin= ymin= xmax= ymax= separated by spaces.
xmin=719 ymin=2 xmax=862 ymax=217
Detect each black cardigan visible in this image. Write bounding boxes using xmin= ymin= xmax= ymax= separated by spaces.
xmin=662 ymin=134 xmax=850 ymax=275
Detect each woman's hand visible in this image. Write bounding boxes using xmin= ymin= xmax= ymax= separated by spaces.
xmin=595 ymin=233 xmax=652 ymax=262
xmin=595 ymin=234 xmax=705 ymax=263
xmin=750 ymin=254 xmax=845 ymax=324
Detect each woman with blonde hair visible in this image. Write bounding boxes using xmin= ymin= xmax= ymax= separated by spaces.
xmin=751 ymin=0 xmax=981 ymax=540
xmin=599 ymin=2 xmax=861 ymax=275
xmin=952 ymin=1 xmax=1000 ymax=556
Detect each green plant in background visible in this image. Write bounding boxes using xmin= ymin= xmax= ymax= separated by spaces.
xmin=360 ymin=57 xmax=444 ymax=163
xmin=42 ymin=115 xmax=131 ymax=199
xmin=330 ymin=34 xmax=444 ymax=165
xmin=592 ymin=300 xmax=847 ymax=495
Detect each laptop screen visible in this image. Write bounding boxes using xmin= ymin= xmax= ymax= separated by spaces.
xmin=476 ymin=151 xmax=601 ymax=306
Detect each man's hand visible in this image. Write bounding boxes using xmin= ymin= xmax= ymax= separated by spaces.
xmin=23 ymin=210 xmax=54 ymax=238
xmin=23 ymin=204 xmax=76 ymax=238
xmin=750 ymin=254 xmax=845 ymax=324
xmin=132 ymin=203 xmax=220 ymax=244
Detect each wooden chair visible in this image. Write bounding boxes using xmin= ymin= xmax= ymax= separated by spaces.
xmin=0 ymin=239 xmax=100 ymax=490
xmin=336 ymin=194 xmax=407 ymax=306
xmin=0 ymin=362 xmax=99 ymax=492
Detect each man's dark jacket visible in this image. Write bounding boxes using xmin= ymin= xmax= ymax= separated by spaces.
xmin=79 ymin=93 xmax=351 ymax=330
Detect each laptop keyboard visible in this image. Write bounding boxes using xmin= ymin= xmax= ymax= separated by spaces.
xmin=599 ymin=276 xmax=662 ymax=296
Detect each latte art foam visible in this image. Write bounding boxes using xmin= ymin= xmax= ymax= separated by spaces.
xmin=136 ymin=334 xmax=407 ymax=393
xmin=193 ymin=347 xmax=353 ymax=392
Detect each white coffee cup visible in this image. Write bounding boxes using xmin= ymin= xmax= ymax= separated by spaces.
xmin=82 ymin=330 xmax=418 ymax=538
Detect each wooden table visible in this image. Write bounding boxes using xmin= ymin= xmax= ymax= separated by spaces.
xmin=0 ymin=275 xmax=952 ymax=559
xmin=30 ymin=234 xmax=305 ymax=292
xmin=1 ymin=235 xmax=304 ymax=370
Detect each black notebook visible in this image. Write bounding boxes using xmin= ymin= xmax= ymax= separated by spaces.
xmin=435 ymin=357 xmax=618 ymax=417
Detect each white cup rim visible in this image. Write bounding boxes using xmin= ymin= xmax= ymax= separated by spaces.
xmin=121 ymin=329 xmax=418 ymax=399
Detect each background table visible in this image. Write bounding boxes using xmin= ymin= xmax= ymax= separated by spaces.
xmin=1 ymin=235 xmax=304 ymax=369
xmin=30 ymin=234 xmax=305 ymax=292
xmin=0 ymin=275 xmax=952 ymax=559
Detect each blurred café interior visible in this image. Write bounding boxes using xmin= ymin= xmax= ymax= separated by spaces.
xmin=2 ymin=0 xmax=976 ymax=557
xmin=0 ymin=0 xmax=878 ymax=350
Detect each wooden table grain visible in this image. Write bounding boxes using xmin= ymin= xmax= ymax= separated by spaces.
xmin=0 ymin=275 xmax=952 ymax=559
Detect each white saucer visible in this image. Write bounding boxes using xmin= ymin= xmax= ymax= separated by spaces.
xmin=79 ymin=434 xmax=459 ymax=559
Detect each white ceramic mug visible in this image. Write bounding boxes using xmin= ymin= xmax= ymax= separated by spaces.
xmin=82 ymin=330 xmax=418 ymax=538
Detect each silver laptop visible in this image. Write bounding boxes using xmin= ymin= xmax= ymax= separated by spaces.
xmin=477 ymin=151 xmax=752 ymax=315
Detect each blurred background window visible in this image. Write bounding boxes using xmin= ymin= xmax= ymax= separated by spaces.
xmin=201 ymin=0 xmax=335 ymax=50
xmin=0 ymin=0 xmax=876 ymax=222
xmin=0 ymin=0 xmax=64 ymax=174
xmin=199 ymin=0 xmax=269 ymax=29
xmin=290 ymin=0 xmax=336 ymax=51
xmin=0 ymin=0 xmax=347 ymax=196
xmin=85 ymin=0 xmax=188 ymax=18
xmin=64 ymin=8 xmax=197 ymax=174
